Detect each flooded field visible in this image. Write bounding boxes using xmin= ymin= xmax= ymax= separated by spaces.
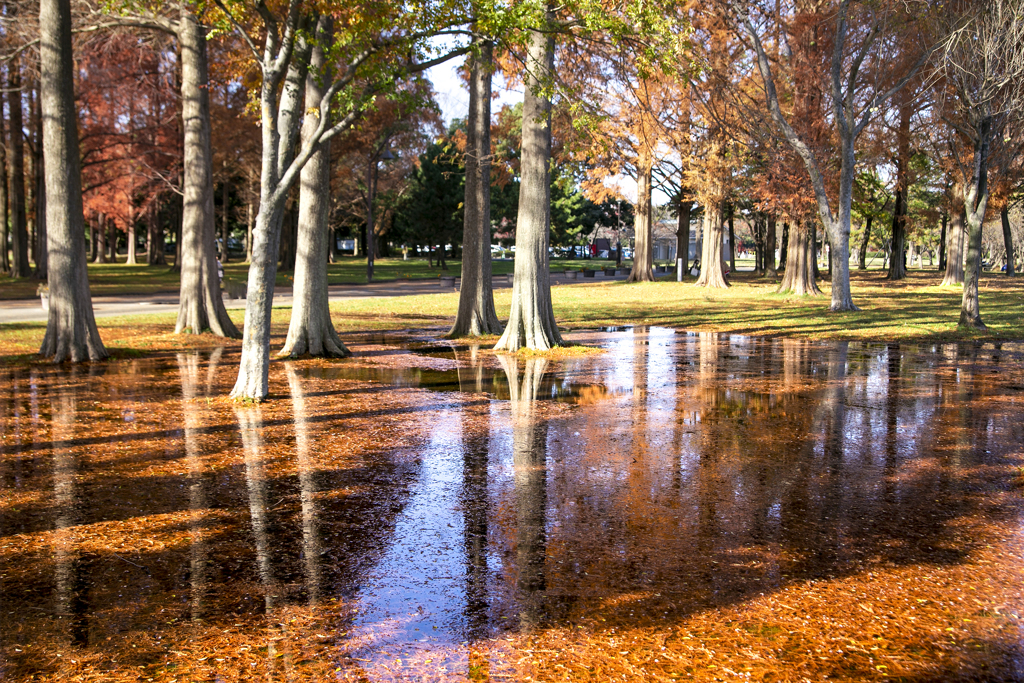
xmin=2 ymin=327 xmax=1023 ymax=682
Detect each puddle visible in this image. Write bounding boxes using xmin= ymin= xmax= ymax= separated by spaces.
xmin=2 ymin=329 xmax=1024 ymax=681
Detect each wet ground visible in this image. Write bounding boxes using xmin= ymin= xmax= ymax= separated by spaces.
xmin=2 ymin=327 xmax=1024 ymax=682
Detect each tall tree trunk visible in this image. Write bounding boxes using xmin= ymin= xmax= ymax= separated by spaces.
xmin=174 ymin=10 xmax=239 ymax=338
xmin=171 ymin=196 xmax=182 ymax=270
xmin=231 ymin=26 xmax=312 ymax=399
xmin=220 ymin=180 xmax=230 ymax=262
xmin=765 ymin=215 xmax=777 ymax=276
xmin=8 ymin=57 xmax=30 ymax=277
xmin=938 ymin=212 xmax=947 ymax=271
xmin=450 ymin=37 xmax=502 ymax=337
xmin=887 ymin=96 xmax=910 ymax=280
xmin=858 ymin=215 xmax=872 ymax=269
xmin=148 ymin=204 xmax=166 ymax=265
xmin=959 ymin=121 xmax=992 ymax=330
xmin=779 ymin=221 xmax=789 ymax=269
xmin=627 ymin=98 xmax=655 ymax=283
xmin=694 ymin=201 xmax=729 ymax=288
xmin=1000 ymin=205 xmax=1014 ymax=276
xmin=727 ymin=206 xmax=736 ymax=273
xmin=676 ymin=198 xmax=691 ymax=274
xmin=0 ymin=107 xmax=8 ymax=274
xmin=125 ymin=201 xmax=137 ymax=265
xmin=38 ymin=0 xmax=107 ymax=361
xmin=33 ymin=89 xmax=47 ymax=278
xmin=777 ymin=222 xmax=822 ymax=296
xmin=364 ymin=158 xmax=376 ymax=281
xmin=280 ymin=16 xmax=350 ymax=359
xmin=246 ymin=196 xmax=254 ymax=262
xmin=494 ymin=7 xmax=562 ymax=352
xmin=93 ymin=213 xmax=107 ymax=263
xmin=941 ymin=184 xmax=965 ymax=286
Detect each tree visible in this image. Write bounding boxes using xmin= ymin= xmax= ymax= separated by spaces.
xmin=279 ymin=16 xmax=350 ymax=358
xmin=494 ymin=3 xmax=563 ymax=352
xmin=737 ymin=0 xmax=929 ymax=311
xmin=223 ymin=0 xmax=472 ymax=398
xmin=936 ymin=0 xmax=1024 ymax=329
xmin=85 ymin=3 xmax=241 ymax=338
xmin=8 ymin=55 xmax=30 ymax=278
xmin=449 ymin=35 xmax=503 ymax=337
xmin=38 ymin=0 xmax=107 ymax=361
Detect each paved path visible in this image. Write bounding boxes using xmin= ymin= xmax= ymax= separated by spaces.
xmin=0 ymin=270 xmax=635 ymax=324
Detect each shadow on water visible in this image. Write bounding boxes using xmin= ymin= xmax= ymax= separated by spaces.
xmin=1 ymin=329 xmax=1023 ymax=680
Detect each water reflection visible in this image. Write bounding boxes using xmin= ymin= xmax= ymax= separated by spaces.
xmin=1 ymin=331 xmax=1023 ymax=680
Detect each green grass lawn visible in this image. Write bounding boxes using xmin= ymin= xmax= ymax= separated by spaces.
xmin=2 ymin=269 xmax=1022 ymax=363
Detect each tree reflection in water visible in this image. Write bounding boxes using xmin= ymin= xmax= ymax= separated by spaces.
xmin=2 ymin=331 xmax=1024 ymax=681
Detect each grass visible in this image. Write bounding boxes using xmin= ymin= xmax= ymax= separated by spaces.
xmin=0 ymin=256 xmax=623 ymax=300
xmin=1 ymin=268 xmax=1022 ymax=363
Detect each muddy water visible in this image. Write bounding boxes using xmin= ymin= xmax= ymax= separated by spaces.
xmin=1 ymin=328 xmax=1023 ymax=682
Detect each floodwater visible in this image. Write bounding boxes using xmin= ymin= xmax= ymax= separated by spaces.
xmin=2 ymin=328 xmax=1024 ymax=682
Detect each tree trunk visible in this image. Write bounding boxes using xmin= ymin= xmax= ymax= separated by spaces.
xmin=627 ymin=102 xmax=655 ymax=283
xmin=777 ymin=222 xmax=822 ymax=296
xmin=231 ymin=27 xmax=312 ymax=399
xmin=779 ymin=221 xmax=789 ymax=269
xmin=8 ymin=57 xmax=30 ymax=278
xmin=941 ymin=185 xmax=965 ymax=286
xmin=728 ymin=206 xmax=736 ymax=273
xmin=148 ymin=204 xmax=166 ymax=265
xmin=280 ymin=16 xmax=350 ymax=359
xmin=887 ymin=99 xmax=910 ymax=280
xmin=246 ymin=198 xmax=254 ymax=262
xmin=32 ymin=92 xmax=48 ymax=280
xmin=364 ymin=158 xmax=376 ymax=281
xmin=125 ymin=202 xmax=137 ymax=265
xmin=0 ymin=109 xmax=8 ymax=273
xmin=449 ymin=37 xmax=503 ymax=337
xmin=858 ymin=215 xmax=872 ymax=270
xmin=174 ymin=10 xmax=239 ymax=338
xmin=765 ymin=215 xmax=777 ymax=276
xmin=220 ymin=180 xmax=230 ymax=263
xmin=38 ymin=0 xmax=107 ymax=362
xmin=171 ymin=196 xmax=182 ymax=270
xmin=494 ymin=7 xmax=562 ymax=352
xmin=938 ymin=212 xmax=947 ymax=271
xmin=1001 ymin=205 xmax=1014 ymax=276
xmin=694 ymin=201 xmax=729 ymax=288
xmin=676 ymin=199 xmax=691 ymax=273
xmin=959 ymin=122 xmax=991 ymax=331
xmin=94 ymin=213 xmax=107 ymax=264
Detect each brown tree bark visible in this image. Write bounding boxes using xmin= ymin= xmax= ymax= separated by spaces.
xmin=938 ymin=212 xmax=947 ymax=271
xmin=941 ymin=185 xmax=965 ymax=286
xmin=727 ymin=206 xmax=736 ymax=273
xmin=627 ymin=93 xmax=656 ymax=283
xmin=280 ymin=16 xmax=350 ymax=359
xmin=8 ymin=56 xmax=29 ymax=278
xmin=38 ymin=0 xmax=107 ymax=361
xmin=0 ymin=107 xmax=8 ymax=274
xmin=765 ymin=215 xmax=777 ymax=276
xmin=33 ymin=93 xmax=47 ymax=279
xmin=777 ymin=222 xmax=822 ymax=296
xmin=676 ymin=199 xmax=691 ymax=274
xmin=494 ymin=5 xmax=562 ymax=352
xmin=449 ymin=37 xmax=502 ymax=337
xmin=858 ymin=215 xmax=872 ymax=270
xmin=220 ymin=180 xmax=230 ymax=263
xmin=1001 ymin=206 xmax=1014 ymax=276
xmin=694 ymin=201 xmax=729 ymax=288
xmin=174 ymin=10 xmax=239 ymax=338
